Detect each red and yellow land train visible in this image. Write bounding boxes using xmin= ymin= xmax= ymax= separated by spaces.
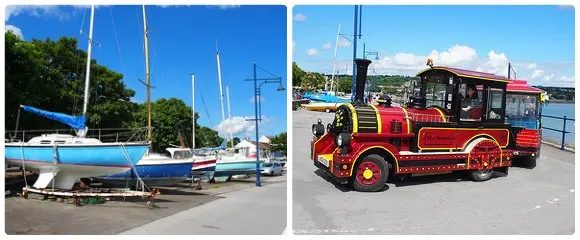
xmin=310 ymin=58 xmax=542 ymax=192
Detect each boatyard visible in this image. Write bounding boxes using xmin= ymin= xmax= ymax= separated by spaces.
xmin=292 ymin=109 xmax=574 ymax=234
xmin=5 ymin=173 xmax=287 ymax=235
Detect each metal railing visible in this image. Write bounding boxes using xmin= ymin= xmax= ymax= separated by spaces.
xmin=540 ymin=114 xmax=575 ymax=150
xmin=5 ymin=127 xmax=149 ymax=143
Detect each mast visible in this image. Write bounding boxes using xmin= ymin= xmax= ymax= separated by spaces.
xmin=80 ymin=5 xmax=95 ymax=137
xmin=143 ymin=5 xmax=152 ymax=143
xmin=191 ymin=74 xmax=196 ymax=149
xmin=216 ymin=40 xmax=227 ymax=140
xmin=226 ymin=85 xmax=233 ymax=148
xmin=330 ymin=23 xmax=341 ymax=94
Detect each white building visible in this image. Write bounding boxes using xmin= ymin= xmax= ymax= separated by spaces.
xmin=234 ymin=136 xmax=272 ymax=159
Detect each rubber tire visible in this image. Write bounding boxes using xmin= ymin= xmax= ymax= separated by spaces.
xmin=524 ymin=156 xmax=537 ymax=169
xmin=351 ymin=154 xmax=389 ymax=192
xmin=468 ymin=169 xmax=494 ymax=182
xmin=325 ymin=108 xmax=330 ymax=113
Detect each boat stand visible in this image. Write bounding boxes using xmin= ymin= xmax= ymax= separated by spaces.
xmin=19 ymin=186 xmax=161 ymax=208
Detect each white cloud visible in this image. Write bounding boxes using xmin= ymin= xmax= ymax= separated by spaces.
xmin=248 ymin=96 xmax=265 ymax=103
xmin=474 ymin=50 xmax=509 ymax=76
xmin=5 ymin=25 xmax=23 ymax=39
xmin=4 ymin=5 xmax=100 ymax=22
xmin=205 ymin=5 xmax=241 ymax=9
xmin=369 ymin=44 xmax=478 ymax=76
xmin=337 ymin=38 xmax=351 ymax=48
xmin=322 ymin=42 xmax=331 ymax=50
xmin=299 ymin=43 xmax=573 ymax=87
xmin=215 ymin=116 xmax=272 ymax=137
xmin=530 ymin=69 xmax=544 ymax=79
xmin=543 ymin=73 xmax=556 ymax=82
xmin=294 ymin=13 xmax=306 ymax=21
xmin=558 ymin=75 xmax=575 ymax=86
xmin=306 ymin=48 xmax=319 ymax=56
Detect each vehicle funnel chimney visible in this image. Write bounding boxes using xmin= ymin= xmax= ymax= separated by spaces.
xmin=353 ymin=58 xmax=372 ymax=105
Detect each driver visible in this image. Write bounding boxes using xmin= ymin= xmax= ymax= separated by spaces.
xmin=461 ymin=84 xmax=482 ymax=118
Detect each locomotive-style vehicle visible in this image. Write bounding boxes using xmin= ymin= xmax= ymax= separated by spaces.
xmin=310 ymin=58 xmax=542 ymax=192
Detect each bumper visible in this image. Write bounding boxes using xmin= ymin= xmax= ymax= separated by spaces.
xmin=312 ymin=150 xmax=354 ymax=181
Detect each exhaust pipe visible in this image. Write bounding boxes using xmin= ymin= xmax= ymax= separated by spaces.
xmin=353 ymin=58 xmax=372 ymax=105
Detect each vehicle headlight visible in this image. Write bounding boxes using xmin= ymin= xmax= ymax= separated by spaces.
xmin=337 ymin=134 xmax=343 ymax=146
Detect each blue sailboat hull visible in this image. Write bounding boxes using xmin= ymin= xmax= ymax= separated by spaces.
xmin=5 ymin=143 xmax=148 ymax=168
xmin=97 ymin=161 xmax=194 ymax=187
xmin=213 ymin=161 xmax=264 ymax=178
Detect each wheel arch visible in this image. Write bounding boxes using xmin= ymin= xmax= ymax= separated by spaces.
xmin=350 ymin=145 xmax=399 ymax=177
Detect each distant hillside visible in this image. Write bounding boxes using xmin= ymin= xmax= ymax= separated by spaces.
xmin=533 ymin=86 xmax=575 ymax=101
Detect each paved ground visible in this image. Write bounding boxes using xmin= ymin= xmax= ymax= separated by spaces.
xmin=121 ymin=174 xmax=287 ymax=235
xmin=5 ymin=174 xmax=286 ymax=235
xmin=292 ymin=109 xmax=575 ymax=235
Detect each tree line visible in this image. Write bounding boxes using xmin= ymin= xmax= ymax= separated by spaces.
xmin=4 ymin=31 xmax=287 ymax=154
xmin=292 ymin=62 xmax=417 ymax=93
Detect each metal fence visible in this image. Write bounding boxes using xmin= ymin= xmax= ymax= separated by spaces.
xmin=540 ymin=114 xmax=575 ymax=150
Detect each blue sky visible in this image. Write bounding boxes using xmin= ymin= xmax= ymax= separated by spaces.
xmin=293 ymin=5 xmax=575 ymax=87
xmin=5 ymin=5 xmax=288 ymax=140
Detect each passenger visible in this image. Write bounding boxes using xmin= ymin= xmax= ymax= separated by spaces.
xmin=461 ymin=84 xmax=482 ymax=119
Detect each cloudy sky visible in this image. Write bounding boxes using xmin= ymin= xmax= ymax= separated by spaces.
xmin=5 ymin=5 xmax=287 ymax=140
xmin=293 ymin=5 xmax=575 ymax=87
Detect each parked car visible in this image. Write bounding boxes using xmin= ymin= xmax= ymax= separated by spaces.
xmin=261 ymin=162 xmax=283 ymax=176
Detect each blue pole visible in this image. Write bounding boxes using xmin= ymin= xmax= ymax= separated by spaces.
xmin=254 ymin=62 xmax=261 ymax=187
xmin=561 ymin=116 xmax=567 ymax=150
xmin=351 ymin=5 xmax=359 ymax=100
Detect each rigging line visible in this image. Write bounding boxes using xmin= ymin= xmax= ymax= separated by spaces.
xmin=109 ymin=6 xmax=127 ymax=75
xmin=198 ymin=86 xmax=214 ymax=128
xmin=80 ymin=7 xmax=87 ymax=35
xmin=255 ymin=65 xmax=280 ymax=78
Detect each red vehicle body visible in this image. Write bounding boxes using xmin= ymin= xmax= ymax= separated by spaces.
xmin=310 ymin=59 xmax=540 ymax=192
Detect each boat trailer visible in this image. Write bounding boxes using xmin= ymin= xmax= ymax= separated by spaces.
xmin=18 ymin=186 xmax=161 ymax=208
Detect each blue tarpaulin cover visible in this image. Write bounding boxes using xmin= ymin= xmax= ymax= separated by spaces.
xmin=22 ymin=105 xmax=86 ymax=130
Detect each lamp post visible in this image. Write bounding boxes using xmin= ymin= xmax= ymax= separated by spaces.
xmin=245 ymin=62 xmax=285 ymax=187
xmin=362 ymin=43 xmax=379 ymax=102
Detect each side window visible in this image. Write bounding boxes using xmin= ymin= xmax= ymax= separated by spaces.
xmin=459 ymin=83 xmax=483 ymax=121
xmin=487 ymin=88 xmax=504 ymax=120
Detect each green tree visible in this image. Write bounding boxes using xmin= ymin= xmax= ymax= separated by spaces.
xmin=292 ymin=62 xmax=306 ymax=86
xmin=227 ymin=137 xmax=241 ymax=148
xmin=270 ymin=132 xmax=287 ymax=156
xmin=338 ymin=76 xmax=352 ymax=93
xmin=5 ymin=32 xmax=137 ymax=132
xmin=131 ymin=98 xmax=223 ymax=153
xmin=300 ymin=72 xmax=326 ymax=91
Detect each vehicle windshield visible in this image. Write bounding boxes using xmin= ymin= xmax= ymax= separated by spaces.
xmin=505 ymin=93 xmax=540 ymax=129
xmin=263 ymin=163 xmax=273 ymax=167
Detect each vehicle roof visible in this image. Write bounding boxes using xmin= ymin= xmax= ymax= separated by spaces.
xmin=506 ymin=80 xmax=543 ymax=93
xmin=475 ymin=79 xmax=543 ymax=94
xmin=416 ymin=66 xmax=510 ymax=83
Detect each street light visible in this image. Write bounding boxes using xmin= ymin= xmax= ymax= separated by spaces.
xmin=363 ymin=43 xmax=379 ymax=60
xmin=245 ymin=62 xmax=285 ymax=187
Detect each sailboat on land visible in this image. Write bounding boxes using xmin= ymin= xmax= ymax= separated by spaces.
xmin=211 ymin=47 xmax=266 ymax=180
xmin=95 ymin=5 xmax=195 ymax=188
xmin=4 ymin=5 xmax=149 ymax=190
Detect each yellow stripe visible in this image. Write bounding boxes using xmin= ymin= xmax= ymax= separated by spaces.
xmin=346 ymin=104 xmax=358 ymax=133
xmin=416 ymin=127 xmax=510 ymax=150
xmin=432 ymin=107 xmax=447 ymax=122
xmin=369 ymin=104 xmax=382 ymax=133
xmin=400 ymin=107 xmax=411 ymax=134
xmin=416 ymin=67 xmax=510 ymax=83
xmin=350 ymin=146 xmax=399 ymax=176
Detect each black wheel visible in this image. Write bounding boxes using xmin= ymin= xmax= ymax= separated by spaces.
xmin=523 ymin=156 xmax=537 ymax=169
xmin=468 ymin=169 xmax=494 ymax=181
xmin=351 ymin=154 xmax=389 ymax=192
